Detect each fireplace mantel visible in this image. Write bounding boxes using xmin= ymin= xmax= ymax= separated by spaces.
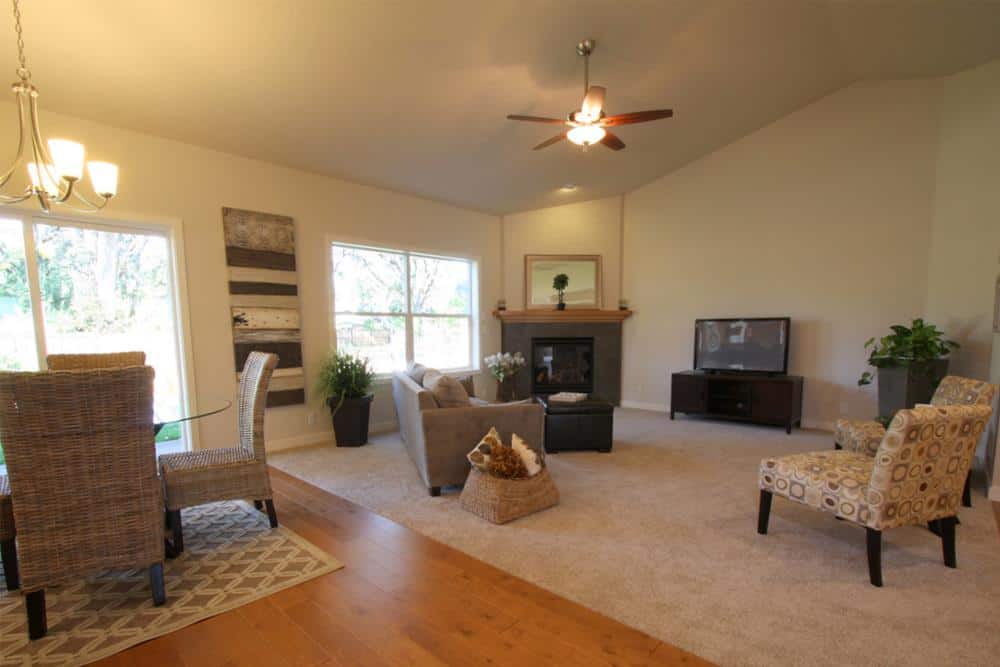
xmin=492 ymin=309 xmax=632 ymax=324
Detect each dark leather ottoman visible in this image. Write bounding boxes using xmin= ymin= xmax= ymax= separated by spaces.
xmin=535 ymin=396 xmax=614 ymax=453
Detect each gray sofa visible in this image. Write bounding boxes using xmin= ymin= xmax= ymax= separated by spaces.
xmin=391 ymin=371 xmax=544 ymax=496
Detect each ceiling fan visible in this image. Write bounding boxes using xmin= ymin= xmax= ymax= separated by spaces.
xmin=507 ymin=39 xmax=673 ymax=151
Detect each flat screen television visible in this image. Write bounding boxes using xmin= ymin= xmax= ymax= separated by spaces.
xmin=694 ymin=317 xmax=790 ymax=374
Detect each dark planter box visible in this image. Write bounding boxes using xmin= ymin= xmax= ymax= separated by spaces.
xmin=877 ymin=359 xmax=949 ymax=419
xmin=330 ymin=394 xmax=374 ymax=446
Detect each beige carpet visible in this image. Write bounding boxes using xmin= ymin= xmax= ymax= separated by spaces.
xmin=0 ymin=500 xmax=342 ymax=666
xmin=271 ymin=408 xmax=1000 ymax=667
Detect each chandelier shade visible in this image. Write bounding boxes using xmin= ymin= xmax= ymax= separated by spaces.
xmin=1 ymin=0 xmax=119 ymax=212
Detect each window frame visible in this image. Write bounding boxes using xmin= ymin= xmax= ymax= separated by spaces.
xmin=329 ymin=240 xmax=480 ymax=378
xmin=0 ymin=207 xmax=198 ymax=456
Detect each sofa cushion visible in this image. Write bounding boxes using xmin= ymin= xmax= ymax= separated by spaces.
xmin=406 ymin=362 xmax=429 ymax=384
xmin=457 ymin=374 xmax=476 ymax=398
xmin=423 ymin=370 xmax=470 ymax=408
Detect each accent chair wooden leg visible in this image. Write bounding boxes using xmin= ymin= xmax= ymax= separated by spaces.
xmin=940 ymin=515 xmax=957 ymax=568
xmin=962 ymin=473 xmax=972 ymax=508
xmin=169 ymin=509 xmax=184 ymax=554
xmin=1 ymin=537 xmax=19 ymax=590
xmin=833 ymin=442 xmax=842 ymax=450
xmin=26 ymin=590 xmax=46 ymax=639
xmin=264 ymin=499 xmax=279 ymax=528
xmin=429 ymin=486 xmax=441 ymax=497
xmin=150 ymin=563 xmax=166 ymax=606
xmin=757 ymin=490 xmax=772 ymax=535
xmin=866 ymin=528 xmax=883 ymax=587
xmin=253 ymin=500 xmax=264 ymax=511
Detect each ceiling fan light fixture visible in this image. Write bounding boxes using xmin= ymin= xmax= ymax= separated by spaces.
xmin=567 ymin=124 xmax=606 ymax=146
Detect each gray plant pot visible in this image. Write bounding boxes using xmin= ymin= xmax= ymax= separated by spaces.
xmin=876 ymin=359 xmax=949 ymax=419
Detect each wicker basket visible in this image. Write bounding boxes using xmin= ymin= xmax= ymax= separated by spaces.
xmin=460 ymin=467 xmax=559 ymax=524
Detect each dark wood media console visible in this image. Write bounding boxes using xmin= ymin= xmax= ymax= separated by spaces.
xmin=670 ymin=371 xmax=803 ymax=433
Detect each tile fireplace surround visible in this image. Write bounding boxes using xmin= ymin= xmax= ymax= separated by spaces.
xmin=495 ymin=310 xmax=629 ymax=404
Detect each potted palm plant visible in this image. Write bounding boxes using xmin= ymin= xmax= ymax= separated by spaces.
xmin=553 ymin=273 xmax=569 ymax=310
xmin=857 ymin=318 xmax=959 ymax=419
xmin=317 ymin=351 xmax=376 ymax=446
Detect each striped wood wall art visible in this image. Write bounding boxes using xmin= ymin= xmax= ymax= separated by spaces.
xmin=224 ymin=207 xmax=305 ymax=407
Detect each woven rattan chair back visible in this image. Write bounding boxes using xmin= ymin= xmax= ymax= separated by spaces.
xmin=0 ymin=367 xmax=164 ymax=593
xmin=46 ymin=351 xmax=146 ymax=370
xmin=238 ymin=352 xmax=278 ymax=461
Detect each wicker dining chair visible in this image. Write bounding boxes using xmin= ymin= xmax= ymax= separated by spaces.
xmin=1 ymin=474 xmax=17 ymax=591
xmin=46 ymin=351 xmax=146 ymax=370
xmin=158 ymin=351 xmax=278 ymax=553
xmin=0 ymin=366 xmax=166 ymax=639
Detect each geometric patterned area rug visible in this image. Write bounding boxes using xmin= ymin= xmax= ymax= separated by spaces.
xmin=0 ymin=500 xmax=343 ymax=666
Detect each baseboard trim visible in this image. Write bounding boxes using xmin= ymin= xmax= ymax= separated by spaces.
xmin=267 ymin=430 xmax=334 ymax=452
xmin=266 ymin=420 xmax=399 ymax=452
xmin=619 ymin=400 xmax=668 ymax=413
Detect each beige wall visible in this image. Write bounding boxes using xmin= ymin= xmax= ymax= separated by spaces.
xmin=620 ymin=80 xmax=942 ymax=428
xmin=502 ymin=196 xmax=622 ymax=310
xmin=2 ymin=104 xmax=500 ymax=450
xmin=925 ymin=59 xmax=1000 ymax=381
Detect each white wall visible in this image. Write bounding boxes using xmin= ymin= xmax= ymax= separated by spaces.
xmin=925 ymin=59 xmax=1000 ymax=381
xmin=1 ymin=104 xmax=500 ymax=450
xmin=502 ymin=196 xmax=623 ymax=310
xmin=619 ymin=80 xmax=942 ymax=427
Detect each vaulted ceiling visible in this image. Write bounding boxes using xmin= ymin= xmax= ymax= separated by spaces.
xmin=14 ymin=1 xmax=1000 ymax=214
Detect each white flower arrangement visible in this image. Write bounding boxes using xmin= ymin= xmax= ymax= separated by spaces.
xmin=484 ymin=351 xmax=526 ymax=382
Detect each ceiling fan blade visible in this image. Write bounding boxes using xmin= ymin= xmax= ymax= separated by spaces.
xmin=602 ymin=109 xmax=674 ymax=126
xmin=580 ymin=85 xmax=606 ymax=120
xmin=533 ymin=132 xmax=567 ymax=150
xmin=507 ymin=114 xmax=566 ymax=124
xmin=600 ymin=130 xmax=625 ymax=151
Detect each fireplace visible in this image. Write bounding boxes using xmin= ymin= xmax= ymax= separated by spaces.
xmin=531 ymin=337 xmax=594 ymax=395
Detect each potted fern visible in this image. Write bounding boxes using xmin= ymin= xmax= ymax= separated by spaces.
xmin=857 ymin=318 xmax=959 ymax=419
xmin=317 ymin=351 xmax=376 ymax=446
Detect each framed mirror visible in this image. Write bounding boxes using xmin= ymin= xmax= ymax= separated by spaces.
xmin=524 ymin=254 xmax=602 ymax=309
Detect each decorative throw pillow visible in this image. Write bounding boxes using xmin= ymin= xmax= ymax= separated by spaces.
xmin=467 ymin=426 xmax=503 ymax=472
xmin=511 ymin=433 xmax=543 ymax=477
xmin=406 ymin=362 xmax=428 ymax=384
xmin=423 ymin=371 xmax=470 ymax=408
xmin=457 ymin=375 xmax=476 ymax=398
xmin=487 ymin=444 xmax=529 ymax=479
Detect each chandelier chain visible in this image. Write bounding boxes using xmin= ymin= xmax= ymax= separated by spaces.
xmin=12 ymin=0 xmax=29 ymax=81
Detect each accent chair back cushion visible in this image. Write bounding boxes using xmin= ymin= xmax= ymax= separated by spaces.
xmin=866 ymin=404 xmax=990 ymax=530
xmin=931 ymin=375 xmax=996 ymax=407
xmin=238 ymin=351 xmax=278 ymax=460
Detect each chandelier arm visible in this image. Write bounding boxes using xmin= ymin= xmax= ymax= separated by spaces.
xmin=0 ymin=188 xmax=33 ymax=203
xmin=0 ymin=92 xmax=27 ymax=188
xmin=27 ymin=93 xmax=75 ymax=201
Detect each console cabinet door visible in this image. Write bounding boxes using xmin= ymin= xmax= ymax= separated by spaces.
xmin=671 ymin=374 xmax=706 ymax=414
xmin=751 ymin=381 xmax=791 ymax=423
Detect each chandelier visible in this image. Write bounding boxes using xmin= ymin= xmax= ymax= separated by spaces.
xmin=1 ymin=0 xmax=118 ymax=212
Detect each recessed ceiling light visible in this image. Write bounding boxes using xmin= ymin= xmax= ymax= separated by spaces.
xmin=559 ymin=183 xmax=577 ymax=192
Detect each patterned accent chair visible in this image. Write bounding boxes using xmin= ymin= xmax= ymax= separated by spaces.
xmin=0 ymin=367 xmax=166 ymax=639
xmin=46 ymin=351 xmax=146 ymax=370
xmin=833 ymin=376 xmax=996 ymax=507
xmin=1 ymin=475 xmax=16 ymax=591
xmin=759 ymin=404 xmax=991 ymax=587
xmin=158 ymin=351 xmax=278 ymax=553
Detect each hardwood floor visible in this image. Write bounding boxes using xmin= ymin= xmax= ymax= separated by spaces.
xmin=94 ymin=467 xmax=710 ymax=667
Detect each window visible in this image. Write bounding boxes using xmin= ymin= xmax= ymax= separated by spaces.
xmin=331 ymin=243 xmax=477 ymax=374
xmin=0 ymin=213 xmax=192 ymax=471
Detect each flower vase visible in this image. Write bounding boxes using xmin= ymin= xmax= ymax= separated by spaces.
xmin=496 ymin=377 xmax=517 ymax=403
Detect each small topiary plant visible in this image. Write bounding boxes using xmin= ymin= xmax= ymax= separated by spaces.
xmin=552 ymin=273 xmax=569 ymax=307
xmin=316 ymin=351 xmax=375 ymax=415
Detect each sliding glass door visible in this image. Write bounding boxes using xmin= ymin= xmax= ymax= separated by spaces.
xmin=0 ymin=213 xmax=190 ymax=467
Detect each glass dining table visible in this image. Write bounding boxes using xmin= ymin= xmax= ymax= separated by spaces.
xmin=154 ymin=398 xmax=232 ymax=436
